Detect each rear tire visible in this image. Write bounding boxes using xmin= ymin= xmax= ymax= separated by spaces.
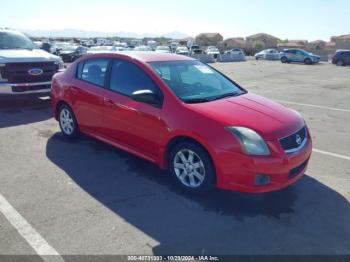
xmin=169 ymin=142 xmax=215 ymax=194
xmin=281 ymin=57 xmax=288 ymax=63
xmin=58 ymin=104 xmax=79 ymax=139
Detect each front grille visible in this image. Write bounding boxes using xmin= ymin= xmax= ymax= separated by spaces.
xmin=4 ymin=62 xmax=58 ymax=83
xmin=279 ymin=127 xmax=307 ymax=153
xmin=289 ymin=159 xmax=308 ymax=178
xmin=11 ymin=84 xmax=51 ymax=93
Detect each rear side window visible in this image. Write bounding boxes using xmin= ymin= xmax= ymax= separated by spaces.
xmin=77 ymin=58 xmax=109 ymax=87
xmin=109 ymin=59 xmax=160 ymax=97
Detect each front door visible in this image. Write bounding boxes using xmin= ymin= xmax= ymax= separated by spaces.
xmin=102 ymin=59 xmax=165 ymax=159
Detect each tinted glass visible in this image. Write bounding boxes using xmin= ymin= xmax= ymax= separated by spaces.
xmin=79 ymin=59 xmax=109 ymax=87
xmin=109 ymin=59 xmax=159 ymax=96
xmin=149 ymin=60 xmax=244 ymax=103
xmin=0 ymin=31 xmax=35 ymax=50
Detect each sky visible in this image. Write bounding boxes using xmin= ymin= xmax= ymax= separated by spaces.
xmin=1 ymin=0 xmax=350 ymax=40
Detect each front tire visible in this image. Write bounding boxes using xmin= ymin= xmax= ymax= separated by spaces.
xmin=304 ymin=58 xmax=312 ymax=65
xmin=336 ymin=60 xmax=344 ymax=66
xmin=169 ymin=143 xmax=215 ymax=194
xmin=58 ymin=104 xmax=79 ymax=139
xmin=281 ymin=57 xmax=288 ymax=63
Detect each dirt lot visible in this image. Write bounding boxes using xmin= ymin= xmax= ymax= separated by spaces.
xmin=0 ymin=60 xmax=349 ymax=258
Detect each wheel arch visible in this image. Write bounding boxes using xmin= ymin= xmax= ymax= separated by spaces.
xmin=163 ymin=135 xmax=216 ymax=170
xmin=55 ymin=100 xmax=74 ymax=120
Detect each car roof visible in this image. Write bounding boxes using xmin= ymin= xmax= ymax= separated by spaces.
xmin=82 ymin=51 xmax=195 ymax=62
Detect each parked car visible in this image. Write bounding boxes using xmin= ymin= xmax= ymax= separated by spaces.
xmin=0 ymin=28 xmax=64 ymax=95
xmin=224 ymin=48 xmax=246 ymax=61
xmin=86 ymin=46 xmax=124 ymax=54
xmin=175 ymin=46 xmax=189 ymax=55
xmin=280 ymin=49 xmax=320 ymax=64
xmin=51 ymin=52 xmax=312 ymax=194
xmin=58 ymin=45 xmax=88 ymax=62
xmin=224 ymin=48 xmax=244 ymax=55
xmin=134 ymin=45 xmax=152 ymax=51
xmin=190 ymin=44 xmax=203 ymax=54
xmin=205 ymin=46 xmax=220 ymax=58
xmin=147 ymin=40 xmax=157 ymax=51
xmin=155 ymin=46 xmax=171 ymax=53
xmin=331 ymin=50 xmax=350 ymax=66
xmin=170 ymin=42 xmax=179 ymax=52
xmin=255 ymin=49 xmax=280 ymax=60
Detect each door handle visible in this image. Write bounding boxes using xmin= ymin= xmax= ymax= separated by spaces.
xmin=103 ymin=98 xmax=113 ymax=104
xmin=103 ymin=97 xmax=120 ymax=108
xmin=71 ymin=86 xmax=79 ymax=92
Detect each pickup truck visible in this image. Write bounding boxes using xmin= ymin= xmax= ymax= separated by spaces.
xmin=0 ymin=28 xmax=64 ymax=95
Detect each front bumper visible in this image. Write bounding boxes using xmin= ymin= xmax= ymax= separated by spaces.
xmin=0 ymin=81 xmax=51 ymax=95
xmin=214 ymin=137 xmax=312 ymax=193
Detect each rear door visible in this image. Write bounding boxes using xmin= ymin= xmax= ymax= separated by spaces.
xmin=70 ymin=58 xmax=111 ymax=134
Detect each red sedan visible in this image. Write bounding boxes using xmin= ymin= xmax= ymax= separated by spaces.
xmin=51 ymin=52 xmax=312 ymax=194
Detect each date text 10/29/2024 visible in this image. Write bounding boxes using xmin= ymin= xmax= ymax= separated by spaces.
xmin=128 ymin=256 xmax=220 ymax=261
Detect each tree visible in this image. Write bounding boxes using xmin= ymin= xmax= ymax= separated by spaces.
xmin=253 ymin=41 xmax=265 ymax=50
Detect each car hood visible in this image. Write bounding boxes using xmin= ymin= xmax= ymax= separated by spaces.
xmin=187 ymin=93 xmax=304 ymax=140
xmin=0 ymin=49 xmax=61 ymax=63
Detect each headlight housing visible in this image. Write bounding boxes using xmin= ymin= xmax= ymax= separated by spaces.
xmin=55 ymin=59 xmax=65 ymax=71
xmin=226 ymin=126 xmax=270 ymax=156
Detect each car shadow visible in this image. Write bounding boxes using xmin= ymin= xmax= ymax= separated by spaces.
xmin=46 ymin=133 xmax=350 ymax=255
xmin=0 ymin=95 xmax=52 ymax=128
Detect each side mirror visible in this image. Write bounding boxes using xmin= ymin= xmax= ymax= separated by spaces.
xmin=131 ymin=90 xmax=162 ymax=107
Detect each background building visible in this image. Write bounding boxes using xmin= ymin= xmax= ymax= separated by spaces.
xmin=195 ymin=33 xmax=224 ymax=47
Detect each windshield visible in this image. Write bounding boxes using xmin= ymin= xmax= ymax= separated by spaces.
xmin=149 ymin=60 xmax=245 ymax=103
xmin=0 ymin=31 xmax=35 ymax=50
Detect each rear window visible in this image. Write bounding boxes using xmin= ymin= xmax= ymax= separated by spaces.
xmin=76 ymin=58 xmax=109 ymax=87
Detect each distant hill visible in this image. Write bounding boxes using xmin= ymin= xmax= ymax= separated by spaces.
xmin=20 ymin=28 xmax=191 ymax=39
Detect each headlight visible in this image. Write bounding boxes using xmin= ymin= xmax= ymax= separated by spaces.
xmin=226 ymin=126 xmax=270 ymax=156
xmin=55 ymin=60 xmax=65 ymax=71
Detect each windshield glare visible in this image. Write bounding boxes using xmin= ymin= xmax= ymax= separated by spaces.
xmin=0 ymin=31 xmax=35 ymax=50
xmin=149 ymin=60 xmax=244 ymax=102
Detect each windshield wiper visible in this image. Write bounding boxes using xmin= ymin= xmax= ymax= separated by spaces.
xmin=209 ymin=92 xmax=241 ymax=101
xmin=183 ymin=98 xmax=211 ymax=104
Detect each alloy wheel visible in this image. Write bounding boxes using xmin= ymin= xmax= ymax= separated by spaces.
xmin=173 ymin=149 xmax=206 ymax=188
xmin=60 ymin=108 xmax=74 ymax=135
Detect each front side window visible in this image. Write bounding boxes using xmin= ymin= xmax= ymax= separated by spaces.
xmin=149 ymin=60 xmax=245 ymax=103
xmin=77 ymin=58 xmax=109 ymax=87
xmin=109 ymin=59 xmax=160 ymax=97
